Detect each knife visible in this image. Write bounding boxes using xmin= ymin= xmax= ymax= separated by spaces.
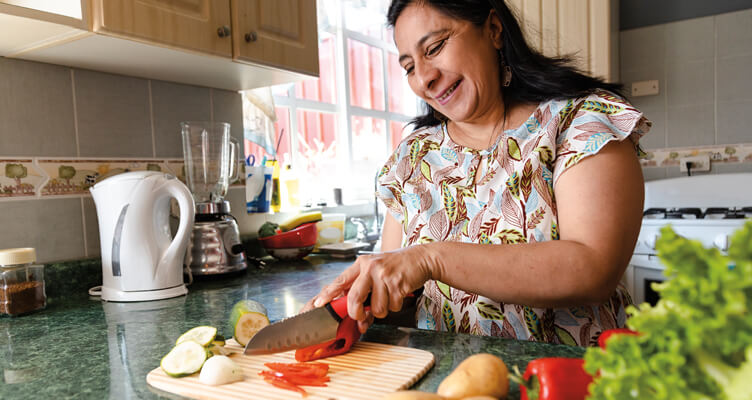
xmin=244 ymin=294 xmax=359 ymax=355
xmin=243 ymin=290 xmax=421 ymax=356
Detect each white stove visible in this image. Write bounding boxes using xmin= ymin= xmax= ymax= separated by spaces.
xmin=626 ymin=173 xmax=752 ymax=306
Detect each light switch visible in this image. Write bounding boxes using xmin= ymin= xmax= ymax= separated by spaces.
xmin=631 ymin=80 xmax=659 ymax=97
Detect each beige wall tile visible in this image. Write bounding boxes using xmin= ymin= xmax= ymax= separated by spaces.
xmin=642 ymin=167 xmax=667 ymax=181
xmin=0 ymin=198 xmax=85 ymax=262
xmin=620 ymin=26 xmax=666 ymax=71
xmin=717 ymin=9 xmax=752 ymax=58
xmin=667 ymin=104 xmax=715 ymax=147
xmin=0 ymin=58 xmax=76 ymax=156
xmin=638 ymin=106 xmax=667 ymax=150
xmin=151 ymin=81 xmax=212 ymax=158
xmin=665 ymin=16 xmax=714 ymax=62
xmin=717 ymin=100 xmax=752 ymax=144
xmin=212 ymin=89 xmax=244 ymax=146
xmin=74 ymin=69 xmax=152 ymax=157
xmin=711 ymin=162 xmax=752 ymax=174
xmin=717 ymin=54 xmax=752 ymax=102
xmin=666 ymin=59 xmax=715 ymax=107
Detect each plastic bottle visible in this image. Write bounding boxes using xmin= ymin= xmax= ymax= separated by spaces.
xmin=281 ymin=164 xmax=300 ymax=210
xmin=266 ymin=159 xmax=281 ymax=213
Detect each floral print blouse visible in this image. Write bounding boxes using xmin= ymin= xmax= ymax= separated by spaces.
xmin=375 ymin=90 xmax=651 ymax=346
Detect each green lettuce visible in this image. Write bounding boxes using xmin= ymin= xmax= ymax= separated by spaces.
xmin=258 ymin=221 xmax=279 ymax=238
xmin=584 ymin=221 xmax=752 ymax=399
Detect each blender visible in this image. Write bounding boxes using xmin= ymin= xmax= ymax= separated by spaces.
xmin=181 ymin=121 xmax=247 ymax=275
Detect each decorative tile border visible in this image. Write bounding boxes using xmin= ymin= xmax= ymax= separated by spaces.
xmin=0 ymin=159 xmax=45 ymax=198
xmin=639 ymin=143 xmax=752 ymax=168
xmin=0 ymin=157 xmax=245 ymax=200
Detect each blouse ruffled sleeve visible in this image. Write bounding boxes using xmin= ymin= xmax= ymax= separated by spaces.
xmin=553 ymin=90 xmax=652 ymax=184
xmin=375 ymin=141 xmax=407 ymax=224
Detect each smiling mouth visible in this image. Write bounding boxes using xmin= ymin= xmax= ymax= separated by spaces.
xmin=435 ymin=80 xmax=461 ymax=104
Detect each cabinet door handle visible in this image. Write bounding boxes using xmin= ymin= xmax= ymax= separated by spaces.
xmin=245 ymin=32 xmax=258 ymax=42
xmin=217 ymin=25 xmax=231 ymax=38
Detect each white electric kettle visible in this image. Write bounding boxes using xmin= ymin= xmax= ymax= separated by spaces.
xmin=90 ymin=171 xmax=195 ymax=302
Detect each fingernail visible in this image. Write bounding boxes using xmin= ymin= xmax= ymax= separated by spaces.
xmin=313 ymin=298 xmax=324 ymax=307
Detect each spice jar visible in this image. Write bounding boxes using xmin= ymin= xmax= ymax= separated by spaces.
xmin=0 ymin=248 xmax=46 ymax=316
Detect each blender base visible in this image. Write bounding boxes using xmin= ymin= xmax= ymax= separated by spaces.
xmin=186 ymin=203 xmax=247 ymax=275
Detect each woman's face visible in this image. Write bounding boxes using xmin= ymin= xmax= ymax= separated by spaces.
xmin=394 ymin=3 xmax=503 ymax=124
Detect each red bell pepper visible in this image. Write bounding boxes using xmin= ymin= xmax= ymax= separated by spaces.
xmin=259 ymin=361 xmax=331 ymax=396
xmin=259 ymin=370 xmax=329 ymax=387
xmin=515 ymin=358 xmax=593 ymax=400
xmin=264 ymin=362 xmax=329 ymax=379
xmin=295 ymin=316 xmax=362 ymax=362
xmin=597 ymin=328 xmax=639 ymax=349
xmin=293 ymin=291 xmax=418 ymax=362
xmin=260 ymin=372 xmax=310 ymax=397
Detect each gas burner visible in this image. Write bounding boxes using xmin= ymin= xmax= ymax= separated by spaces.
xmin=643 ymin=208 xmax=666 ymax=219
xmin=666 ymin=208 xmax=703 ymax=219
xmin=643 ymin=208 xmax=708 ymax=219
xmin=705 ymin=207 xmax=752 ymax=219
xmin=703 ymin=207 xmax=731 ymax=219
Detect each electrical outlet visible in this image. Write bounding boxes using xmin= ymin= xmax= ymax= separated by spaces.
xmin=679 ymin=155 xmax=711 ymax=172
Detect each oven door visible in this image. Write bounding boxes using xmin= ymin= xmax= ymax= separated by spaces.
xmin=626 ymin=254 xmax=667 ymax=307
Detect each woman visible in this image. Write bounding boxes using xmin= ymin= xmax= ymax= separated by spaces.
xmin=305 ymin=0 xmax=650 ymax=346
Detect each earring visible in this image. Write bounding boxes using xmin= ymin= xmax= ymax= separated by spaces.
xmin=502 ymin=65 xmax=512 ymax=87
xmin=499 ymin=50 xmax=512 ymax=87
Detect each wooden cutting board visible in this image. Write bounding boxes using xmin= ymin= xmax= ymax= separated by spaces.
xmin=147 ymin=339 xmax=435 ymax=400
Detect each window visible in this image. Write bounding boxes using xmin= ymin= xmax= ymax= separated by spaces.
xmin=244 ymin=0 xmax=418 ymax=208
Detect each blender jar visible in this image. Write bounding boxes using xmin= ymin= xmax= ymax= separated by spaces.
xmin=180 ymin=121 xmax=240 ymax=204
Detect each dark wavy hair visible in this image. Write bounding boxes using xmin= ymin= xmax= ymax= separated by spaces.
xmin=387 ymin=0 xmax=625 ymax=129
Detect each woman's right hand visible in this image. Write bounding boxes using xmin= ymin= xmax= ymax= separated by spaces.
xmin=301 ymin=245 xmax=434 ymax=330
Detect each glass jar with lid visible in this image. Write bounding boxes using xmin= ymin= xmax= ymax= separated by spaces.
xmin=0 ymin=248 xmax=46 ymax=316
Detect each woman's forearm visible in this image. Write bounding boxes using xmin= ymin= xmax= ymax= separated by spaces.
xmin=424 ymin=239 xmax=623 ymax=308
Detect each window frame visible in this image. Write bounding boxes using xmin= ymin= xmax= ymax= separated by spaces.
xmin=272 ymin=1 xmax=416 ymax=204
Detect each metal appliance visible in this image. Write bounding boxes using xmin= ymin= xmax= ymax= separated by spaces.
xmin=181 ymin=121 xmax=247 ymax=275
xmin=89 ymin=171 xmax=195 ymax=301
xmin=625 ymin=172 xmax=752 ymax=306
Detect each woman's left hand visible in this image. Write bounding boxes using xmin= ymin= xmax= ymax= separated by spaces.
xmin=306 ymin=246 xmax=434 ymax=328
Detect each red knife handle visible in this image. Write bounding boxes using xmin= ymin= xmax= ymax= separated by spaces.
xmin=325 ymin=290 xmax=419 ymax=321
xmin=325 ymin=295 xmax=366 ymax=322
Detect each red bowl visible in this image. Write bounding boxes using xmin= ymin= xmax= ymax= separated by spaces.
xmin=258 ymin=222 xmax=318 ymax=249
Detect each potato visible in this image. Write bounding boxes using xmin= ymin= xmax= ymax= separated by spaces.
xmin=381 ymin=391 xmax=446 ymax=400
xmin=436 ymin=353 xmax=509 ymax=399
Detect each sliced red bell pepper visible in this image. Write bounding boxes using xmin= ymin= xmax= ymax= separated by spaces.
xmin=295 ymin=316 xmax=362 ymax=362
xmin=515 ymin=357 xmax=593 ymax=400
xmin=597 ymin=328 xmax=639 ymax=349
xmin=260 ymin=372 xmax=309 ymax=397
xmin=264 ymin=362 xmax=329 ymax=378
xmin=259 ymin=370 xmax=329 ymax=387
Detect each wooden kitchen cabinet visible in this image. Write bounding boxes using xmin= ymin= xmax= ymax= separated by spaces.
xmin=90 ymin=0 xmax=233 ymax=58
xmin=231 ymin=0 xmax=319 ymax=76
xmin=1 ymin=0 xmax=319 ymax=90
xmin=507 ymin=0 xmax=619 ymax=82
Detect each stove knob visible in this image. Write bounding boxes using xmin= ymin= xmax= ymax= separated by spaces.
xmin=713 ymin=235 xmax=729 ymax=252
xmin=644 ymin=234 xmax=659 ymax=250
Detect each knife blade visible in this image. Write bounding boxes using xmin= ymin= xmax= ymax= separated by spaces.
xmin=244 ymin=295 xmax=353 ymax=355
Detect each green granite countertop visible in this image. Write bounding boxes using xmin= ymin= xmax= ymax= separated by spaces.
xmin=0 ymin=256 xmax=583 ymax=399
